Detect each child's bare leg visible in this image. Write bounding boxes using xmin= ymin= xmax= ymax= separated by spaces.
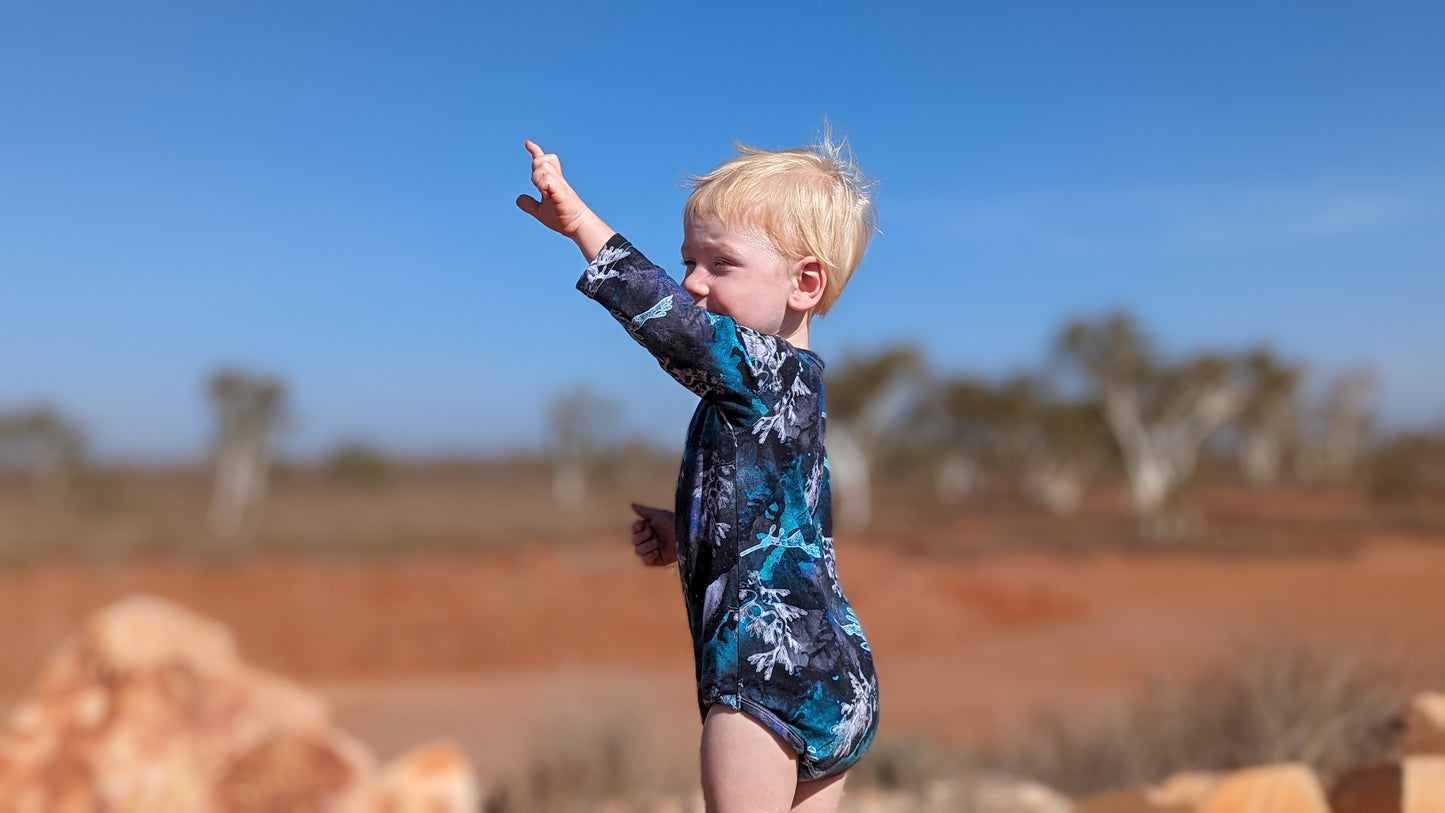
xmin=700 ymin=705 xmax=797 ymax=812
xmin=791 ymin=773 xmax=846 ymax=812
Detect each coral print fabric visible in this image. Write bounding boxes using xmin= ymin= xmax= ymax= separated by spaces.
xmin=579 ymin=234 xmax=879 ymax=779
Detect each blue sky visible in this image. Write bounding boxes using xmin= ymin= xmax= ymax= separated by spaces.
xmin=3 ymin=2 xmax=1442 ymax=461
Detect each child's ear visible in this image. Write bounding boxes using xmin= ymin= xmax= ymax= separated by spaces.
xmin=788 ymin=257 xmax=827 ymax=312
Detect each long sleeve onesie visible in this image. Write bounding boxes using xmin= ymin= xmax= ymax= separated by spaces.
xmin=579 ymin=234 xmax=879 ymax=780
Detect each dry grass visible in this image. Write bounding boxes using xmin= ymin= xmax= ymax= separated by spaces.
xmin=845 ymin=735 xmax=955 ymax=793
xmin=480 ymin=719 xmax=693 ymax=813
xmin=3 ymin=458 xmax=1441 ymax=570
xmin=981 ymin=643 xmax=1415 ymax=796
xmin=0 ymin=457 xmax=679 ymax=567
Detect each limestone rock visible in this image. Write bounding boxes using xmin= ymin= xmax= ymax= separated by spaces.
xmin=968 ymin=776 xmax=1074 ymax=813
xmin=1149 ymin=771 xmax=1220 ymax=809
xmin=1405 ymin=692 xmax=1445 ymax=756
xmin=1404 ymin=755 xmax=1445 ymax=813
xmin=1329 ymin=762 xmax=1402 ymax=813
xmin=1329 ymin=755 xmax=1445 ymax=813
xmin=0 ymin=595 xmax=375 ymax=812
xmin=373 ymin=739 xmax=480 ymax=813
xmin=1075 ymin=787 xmax=1188 ymax=812
xmin=1199 ymin=763 xmax=1327 ymax=813
xmin=1075 ymin=770 xmax=1219 ymax=812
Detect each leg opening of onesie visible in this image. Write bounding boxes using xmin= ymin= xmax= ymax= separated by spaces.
xmin=735 ymin=697 xmax=809 ymax=756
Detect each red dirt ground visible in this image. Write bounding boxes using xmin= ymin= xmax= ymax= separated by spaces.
xmin=1 ymin=526 xmax=1443 ymax=792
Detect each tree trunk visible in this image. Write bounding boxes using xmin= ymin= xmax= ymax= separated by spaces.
xmin=829 ymin=422 xmax=872 ymax=531
xmin=935 ymin=453 xmax=977 ymax=504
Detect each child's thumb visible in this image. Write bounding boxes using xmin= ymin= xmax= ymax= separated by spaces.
xmin=630 ymin=502 xmax=662 ymax=521
xmin=516 ymin=194 xmax=542 ymax=217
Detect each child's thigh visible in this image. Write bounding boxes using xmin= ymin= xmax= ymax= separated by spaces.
xmin=700 ymin=704 xmax=797 ymax=811
xmin=792 ymin=772 xmax=846 ymax=813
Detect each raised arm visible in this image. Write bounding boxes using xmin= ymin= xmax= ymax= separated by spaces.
xmin=579 ymin=235 xmax=806 ymax=424
xmin=517 ymin=142 xmax=802 ymax=422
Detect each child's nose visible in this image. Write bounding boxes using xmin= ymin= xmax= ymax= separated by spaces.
xmin=683 ymin=273 xmax=708 ymax=299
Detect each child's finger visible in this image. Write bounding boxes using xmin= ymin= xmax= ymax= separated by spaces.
xmin=531 ymin=155 xmax=560 ymax=181
xmin=516 ymin=194 xmax=541 ymax=217
xmin=524 ymin=139 xmax=545 ymax=158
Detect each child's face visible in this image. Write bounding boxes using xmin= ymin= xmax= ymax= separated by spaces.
xmin=680 ymin=216 xmax=800 ymax=337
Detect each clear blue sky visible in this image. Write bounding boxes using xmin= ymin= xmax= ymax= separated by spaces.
xmin=3 ymin=2 xmax=1442 ymax=461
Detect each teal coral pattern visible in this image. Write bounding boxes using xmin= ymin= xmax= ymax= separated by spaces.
xmin=578 ymin=234 xmax=878 ymax=779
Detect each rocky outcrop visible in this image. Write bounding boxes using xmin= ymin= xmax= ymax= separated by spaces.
xmin=1076 ymin=787 xmax=1189 ymax=812
xmin=1200 ymin=763 xmax=1328 ymax=813
xmin=1075 ymin=771 xmax=1220 ymax=812
xmin=1330 ymin=756 xmax=1445 ymax=813
xmin=1078 ymin=764 xmax=1336 ymax=812
xmin=1035 ymin=686 xmax=1445 ymax=813
xmin=1 ymin=594 xmax=1436 ymax=811
xmin=1404 ymin=692 xmax=1445 ymax=756
xmin=1330 ymin=763 xmax=1402 ymax=813
xmin=1403 ymin=755 xmax=1445 ymax=813
xmin=373 ymin=740 xmax=479 ymax=813
xmin=0 ymin=595 xmax=477 ymax=812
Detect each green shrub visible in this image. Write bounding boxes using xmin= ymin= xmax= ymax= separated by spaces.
xmin=325 ymin=442 xmax=392 ymax=487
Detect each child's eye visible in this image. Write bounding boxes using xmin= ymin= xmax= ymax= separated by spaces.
xmin=681 ymin=259 xmax=696 ymax=271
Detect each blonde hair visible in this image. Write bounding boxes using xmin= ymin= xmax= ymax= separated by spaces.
xmin=683 ymin=130 xmax=878 ymax=316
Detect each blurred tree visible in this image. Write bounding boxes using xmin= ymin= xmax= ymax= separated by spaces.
xmin=207 ymin=370 xmax=285 ymax=541
xmin=1018 ymin=385 xmax=1112 ymax=515
xmin=325 ymin=441 xmax=392 ymax=487
xmin=926 ymin=376 xmax=1005 ymax=502
xmin=1294 ymin=371 xmax=1375 ymax=484
xmin=1235 ymin=350 xmax=1305 ymax=487
xmin=1056 ymin=313 xmax=1247 ymax=537
xmin=548 ymin=387 xmax=619 ymax=508
xmin=826 ymin=346 xmax=927 ymax=530
xmin=1368 ymin=426 xmax=1445 ymax=504
xmin=925 ymin=374 xmax=1109 ymax=513
xmin=0 ymin=406 xmax=84 ymax=501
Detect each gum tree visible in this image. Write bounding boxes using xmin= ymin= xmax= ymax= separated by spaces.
xmin=1007 ymin=378 xmax=1112 ymax=515
xmin=1310 ymin=371 xmax=1375 ymax=483
xmin=1235 ymin=350 xmax=1304 ymax=486
xmin=1056 ymin=313 xmax=1247 ymax=538
xmin=207 ymin=370 xmax=285 ymax=541
xmin=825 ymin=346 xmax=927 ymax=530
xmin=926 ymin=374 xmax=1110 ymax=514
xmin=547 ymin=387 xmax=619 ymax=508
xmin=0 ymin=407 xmax=84 ymax=501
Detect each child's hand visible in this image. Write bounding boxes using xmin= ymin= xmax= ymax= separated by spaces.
xmin=630 ymin=503 xmax=678 ymax=567
xmin=516 ymin=140 xmax=614 ymax=259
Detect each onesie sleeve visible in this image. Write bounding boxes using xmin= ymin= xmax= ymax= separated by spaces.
xmin=578 ymin=233 xmax=794 ymax=421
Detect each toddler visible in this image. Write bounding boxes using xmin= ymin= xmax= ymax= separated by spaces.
xmin=517 ymin=134 xmax=879 ymax=812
